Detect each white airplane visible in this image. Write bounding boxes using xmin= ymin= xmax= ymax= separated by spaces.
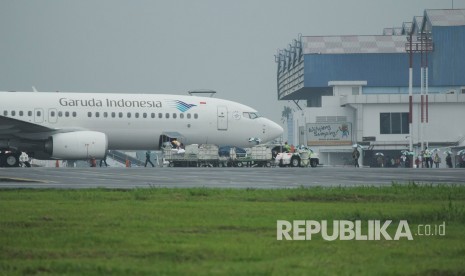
xmin=0 ymin=91 xmax=283 ymax=167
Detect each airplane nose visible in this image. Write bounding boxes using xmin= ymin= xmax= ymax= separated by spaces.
xmin=266 ymin=119 xmax=284 ymax=141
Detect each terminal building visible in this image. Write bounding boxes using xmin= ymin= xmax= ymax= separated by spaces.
xmin=276 ymin=9 xmax=465 ymax=167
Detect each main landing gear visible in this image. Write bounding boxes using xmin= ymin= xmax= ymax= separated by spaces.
xmin=0 ymin=150 xmax=21 ymax=167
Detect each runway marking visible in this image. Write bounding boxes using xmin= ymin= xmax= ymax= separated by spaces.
xmin=0 ymin=177 xmax=53 ymax=183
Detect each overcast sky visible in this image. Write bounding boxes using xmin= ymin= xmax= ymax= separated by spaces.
xmin=1 ymin=0 xmax=463 ymax=124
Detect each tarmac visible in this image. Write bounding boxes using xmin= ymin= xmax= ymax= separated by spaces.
xmin=0 ymin=166 xmax=463 ymax=189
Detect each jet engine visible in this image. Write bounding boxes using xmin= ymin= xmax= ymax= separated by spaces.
xmin=45 ymin=131 xmax=108 ymax=159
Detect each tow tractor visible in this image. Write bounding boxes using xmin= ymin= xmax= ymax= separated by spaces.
xmin=273 ymin=146 xmax=319 ymax=167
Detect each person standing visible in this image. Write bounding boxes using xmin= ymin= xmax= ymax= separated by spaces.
xmin=352 ymin=148 xmax=360 ymax=168
xmin=100 ymin=151 xmax=109 ymax=167
xmin=433 ymin=153 xmax=440 ymax=168
xmin=424 ymin=147 xmax=431 ymax=168
xmin=145 ymin=150 xmax=155 ymax=167
xmin=446 ymin=153 xmax=453 ymax=168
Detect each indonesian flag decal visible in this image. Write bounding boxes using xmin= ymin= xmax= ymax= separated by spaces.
xmin=200 ymin=101 xmax=206 ymax=105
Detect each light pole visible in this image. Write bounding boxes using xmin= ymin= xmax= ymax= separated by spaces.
xmin=405 ymin=30 xmax=433 ymax=154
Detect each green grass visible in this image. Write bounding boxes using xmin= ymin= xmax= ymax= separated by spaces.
xmin=1 ymin=184 xmax=465 ymax=275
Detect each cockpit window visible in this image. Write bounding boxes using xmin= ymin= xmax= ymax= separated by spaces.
xmin=242 ymin=112 xmax=260 ymax=119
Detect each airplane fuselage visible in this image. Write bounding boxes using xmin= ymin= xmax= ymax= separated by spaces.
xmin=0 ymin=91 xmax=283 ymax=161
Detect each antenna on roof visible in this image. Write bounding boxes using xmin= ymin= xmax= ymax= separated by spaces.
xmin=188 ymin=89 xmax=217 ymax=97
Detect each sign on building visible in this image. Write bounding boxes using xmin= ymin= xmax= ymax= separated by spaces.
xmin=306 ymin=123 xmax=352 ymax=146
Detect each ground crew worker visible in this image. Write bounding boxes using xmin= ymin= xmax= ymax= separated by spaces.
xmin=283 ymin=142 xmax=291 ymax=153
xmin=424 ymin=147 xmax=431 ymax=168
xmin=352 ymin=148 xmax=360 ymax=168
xmin=100 ymin=151 xmax=109 ymax=167
xmin=145 ymin=150 xmax=155 ymax=167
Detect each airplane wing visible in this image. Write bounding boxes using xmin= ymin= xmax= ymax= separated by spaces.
xmin=0 ymin=115 xmax=83 ymax=140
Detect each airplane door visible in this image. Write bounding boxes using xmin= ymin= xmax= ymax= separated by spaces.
xmin=48 ymin=108 xmax=57 ymax=124
xmin=217 ymin=106 xmax=228 ymax=130
xmin=34 ymin=108 xmax=44 ymax=123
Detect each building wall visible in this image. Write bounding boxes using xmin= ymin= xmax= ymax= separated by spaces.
xmin=303 ymin=53 xmax=422 ymax=88
xmin=430 ymin=26 xmax=465 ymax=86
xmin=292 ymin=93 xmax=465 ymax=165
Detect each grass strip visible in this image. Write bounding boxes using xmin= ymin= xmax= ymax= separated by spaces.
xmin=1 ymin=184 xmax=464 ymax=275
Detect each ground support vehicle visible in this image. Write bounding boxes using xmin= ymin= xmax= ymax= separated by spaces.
xmin=163 ymin=144 xmax=220 ymax=167
xmin=230 ymin=146 xmax=273 ymax=167
xmin=274 ymin=148 xmax=319 ymax=168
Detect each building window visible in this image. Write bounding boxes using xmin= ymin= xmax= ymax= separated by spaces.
xmin=352 ymin=87 xmax=359 ymax=95
xmin=380 ymin=112 xmax=409 ymax=134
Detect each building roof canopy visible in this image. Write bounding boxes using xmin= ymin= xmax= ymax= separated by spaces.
xmin=302 ymin=35 xmax=407 ymax=54
xmin=424 ymin=9 xmax=465 ymax=27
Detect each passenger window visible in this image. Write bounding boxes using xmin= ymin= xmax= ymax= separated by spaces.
xmin=58 ymin=111 xmax=63 ymax=117
xmin=3 ymin=111 xmax=7 ymax=116
xmin=36 ymin=111 xmax=41 ymax=116
xmin=72 ymin=112 xmax=77 ymax=117
xmin=194 ymin=113 xmax=198 ymax=119
xmin=127 ymin=112 xmax=131 ymax=118
xmin=12 ymin=111 xmax=16 ymax=116
xmin=103 ymin=112 xmax=108 ymax=118
xmin=158 ymin=113 xmax=162 ymax=119
xmin=19 ymin=111 xmax=24 ymax=116
xmin=143 ymin=113 xmax=147 ymax=118
xmin=187 ymin=113 xmax=191 ymax=119
xmin=28 ymin=111 xmax=32 ymax=116
xmin=135 ymin=113 xmax=139 ymax=118
xmin=96 ymin=112 xmax=100 ymax=118
xmin=51 ymin=111 xmax=55 ymax=117
xmin=165 ymin=113 xmax=170 ymax=119
xmin=119 ymin=112 xmax=123 ymax=118
xmin=180 ymin=113 xmax=184 ymax=119
xmin=88 ymin=112 xmax=92 ymax=117
xmin=149 ymin=113 xmax=154 ymax=118
xmin=65 ymin=111 xmax=70 ymax=117
xmin=173 ymin=113 xmax=177 ymax=119
xmin=112 ymin=112 xmax=116 ymax=118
